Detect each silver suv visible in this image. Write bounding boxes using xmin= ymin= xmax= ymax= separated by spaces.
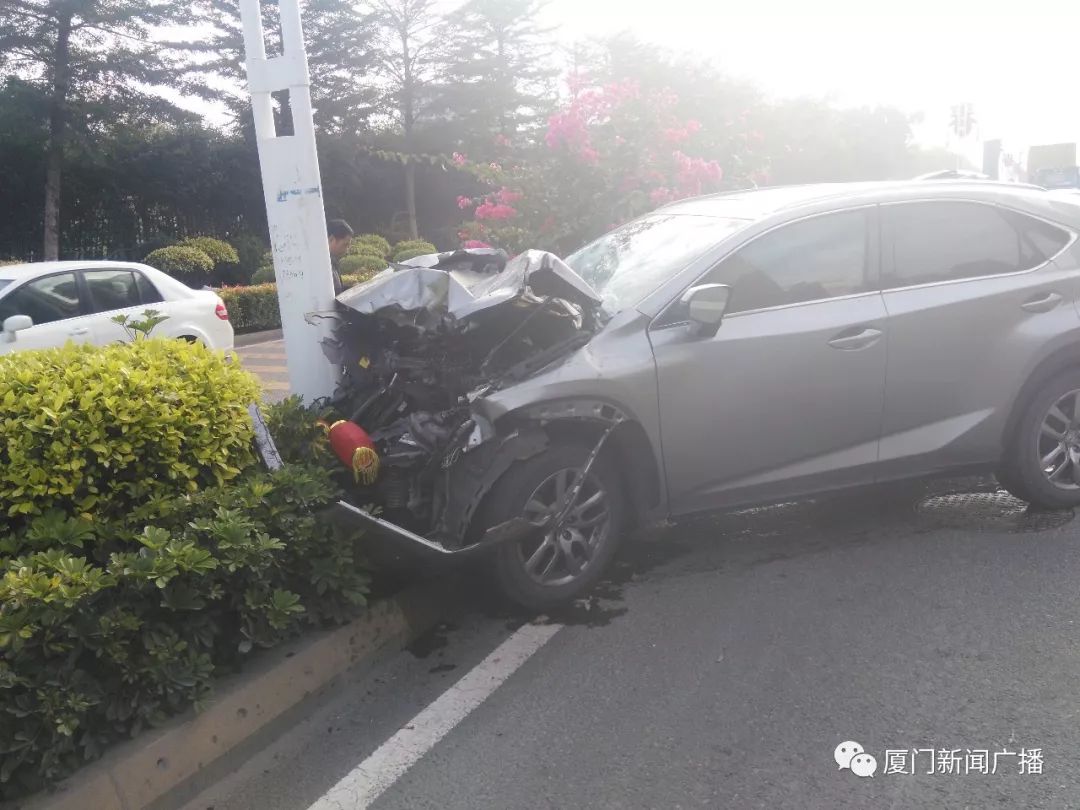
xmin=335 ymin=181 xmax=1080 ymax=607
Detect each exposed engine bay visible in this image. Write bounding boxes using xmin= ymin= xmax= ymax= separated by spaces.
xmin=324 ymin=248 xmax=609 ymax=550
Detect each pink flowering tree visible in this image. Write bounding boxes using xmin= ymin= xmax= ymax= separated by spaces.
xmin=455 ymin=77 xmax=743 ymax=254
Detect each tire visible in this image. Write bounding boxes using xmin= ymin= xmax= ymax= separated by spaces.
xmin=478 ymin=442 xmax=628 ymax=610
xmin=998 ymin=368 xmax=1080 ymax=509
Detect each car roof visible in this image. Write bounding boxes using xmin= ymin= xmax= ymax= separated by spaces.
xmin=0 ymin=260 xmax=152 ymax=282
xmin=659 ymin=180 xmax=1057 ymax=221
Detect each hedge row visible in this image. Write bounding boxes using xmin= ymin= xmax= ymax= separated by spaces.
xmin=218 ymin=272 xmax=380 ymax=333
xmin=0 ymin=342 xmax=369 ymax=798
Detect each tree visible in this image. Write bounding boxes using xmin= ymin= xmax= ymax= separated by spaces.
xmin=195 ymin=0 xmax=380 ymax=136
xmin=0 ymin=0 xmax=203 ymax=259
xmin=368 ymin=0 xmax=449 ymax=239
xmin=439 ymin=0 xmax=555 ymax=159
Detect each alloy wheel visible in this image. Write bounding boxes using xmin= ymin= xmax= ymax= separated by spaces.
xmin=1037 ymin=388 xmax=1080 ymax=490
xmin=518 ymin=467 xmax=612 ymax=586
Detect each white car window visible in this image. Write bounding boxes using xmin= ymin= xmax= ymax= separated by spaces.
xmin=83 ymin=269 xmax=142 ymax=313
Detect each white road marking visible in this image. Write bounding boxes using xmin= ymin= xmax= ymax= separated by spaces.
xmin=307 ymin=621 xmax=562 ymax=810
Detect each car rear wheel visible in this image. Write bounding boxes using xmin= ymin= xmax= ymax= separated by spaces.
xmin=481 ymin=442 xmax=628 ymax=609
xmin=998 ymin=369 xmax=1080 ymax=509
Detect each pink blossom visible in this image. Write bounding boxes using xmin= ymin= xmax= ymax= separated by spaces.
xmin=462 ymin=239 xmax=493 ymax=249
xmin=456 ymin=195 xmax=473 ymax=210
xmin=495 ymin=187 xmax=523 ymax=205
xmin=494 ymin=133 xmax=511 ymax=147
xmin=489 ymin=162 xmax=501 ymax=171
xmin=474 ymin=202 xmax=517 ymax=221
xmin=579 ymin=145 xmax=599 ymax=165
xmin=452 ymin=152 xmax=467 ymax=167
xmin=650 ymin=187 xmax=675 ymax=206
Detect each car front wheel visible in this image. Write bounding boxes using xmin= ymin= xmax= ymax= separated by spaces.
xmin=480 ymin=442 xmax=628 ymax=610
xmin=999 ymin=369 xmax=1080 ymax=509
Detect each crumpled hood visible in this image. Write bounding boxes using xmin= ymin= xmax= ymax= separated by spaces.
xmin=336 ymin=248 xmax=603 ymax=323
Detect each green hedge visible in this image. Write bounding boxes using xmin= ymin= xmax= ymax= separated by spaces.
xmin=339 ymin=254 xmax=387 ymax=277
xmin=348 ymin=234 xmax=391 ymax=259
xmin=218 ymin=274 xmax=375 ymax=333
xmin=178 ymin=236 xmax=239 ymax=267
xmin=144 ymin=245 xmax=214 ymax=278
xmin=218 ymin=284 xmax=281 ymax=333
xmin=0 ymin=340 xmax=261 ymax=527
xmin=0 ymin=353 xmax=370 ymax=798
xmin=391 ymin=239 xmax=437 ymax=262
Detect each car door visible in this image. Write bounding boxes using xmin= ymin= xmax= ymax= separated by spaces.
xmin=876 ymin=200 xmax=1080 ymax=478
xmin=81 ymin=267 xmax=164 ymax=343
xmin=0 ymin=271 xmax=95 ymax=354
xmin=649 ymin=206 xmax=888 ymax=514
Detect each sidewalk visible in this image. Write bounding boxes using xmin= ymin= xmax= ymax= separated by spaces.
xmin=234 ymin=339 xmax=289 ymax=402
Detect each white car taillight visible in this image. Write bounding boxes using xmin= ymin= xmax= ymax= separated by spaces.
xmin=215 ymin=300 xmax=229 ymax=321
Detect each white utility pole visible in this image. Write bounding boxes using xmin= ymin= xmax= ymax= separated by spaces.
xmin=239 ymin=0 xmax=338 ymax=400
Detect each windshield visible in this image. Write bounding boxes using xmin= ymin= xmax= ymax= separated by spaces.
xmin=0 ymin=280 xmax=10 ymax=294
xmin=565 ymin=214 xmax=747 ymax=313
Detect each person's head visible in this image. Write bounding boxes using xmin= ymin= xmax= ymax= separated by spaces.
xmin=327 ymin=219 xmax=354 ymax=259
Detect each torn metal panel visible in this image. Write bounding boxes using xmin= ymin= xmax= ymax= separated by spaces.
xmin=335 ymin=248 xmax=602 ymax=325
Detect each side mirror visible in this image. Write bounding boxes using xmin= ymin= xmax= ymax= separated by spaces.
xmin=682 ymin=283 xmax=731 ymax=337
xmin=2 ymin=315 xmax=32 ymax=343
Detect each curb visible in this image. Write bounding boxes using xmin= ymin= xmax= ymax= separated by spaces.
xmin=13 ymin=581 xmax=452 ymax=810
xmin=233 ymin=328 xmax=284 ymax=347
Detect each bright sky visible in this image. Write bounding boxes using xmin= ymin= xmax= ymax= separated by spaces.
xmin=544 ymin=0 xmax=1080 ymax=158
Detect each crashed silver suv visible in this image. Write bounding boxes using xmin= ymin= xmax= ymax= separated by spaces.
xmin=329 ymin=181 xmax=1080 ymax=607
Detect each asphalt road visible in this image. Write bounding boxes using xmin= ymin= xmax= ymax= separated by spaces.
xmin=182 ymin=477 xmax=1080 ymax=810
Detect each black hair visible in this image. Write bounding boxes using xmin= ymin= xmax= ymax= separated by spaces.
xmin=327 ymin=219 xmax=354 ymax=239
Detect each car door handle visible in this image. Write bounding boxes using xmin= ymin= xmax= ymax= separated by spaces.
xmin=1021 ymin=292 xmax=1063 ymax=313
xmin=827 ymin=327 xmax=883 ymax=350
xmin=69 ymin=327 xmax=90 ymax=336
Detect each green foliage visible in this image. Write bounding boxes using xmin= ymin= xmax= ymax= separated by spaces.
xmin=178 ymin=237 xmax=239 ymax=268
xmin=217 ymin=284 xmax=281 ymax=334
xmin=348 ymin=234 xmax=391 ymax=259
xmin=0 ymin=354 xmax=371 ymax=797
xmin=0 ymin=464 xmax=370 ymax=798
xmin=339 ymin=253 xmax=388 ymax=278
xmin=144 ymin=245 xmax=214 ymax=279
xmin=229 ymin=233 xmax=269 ymax=282
xmin=110 ymin=308 xmax=169 ymax=341
xmin=0 ymin=341 xmax=261 ymax=530
xmin=391 ymin=240 xmax=437 ymax=262
xmin=262 ymin=396 xmax=334 ymax=467
xmin=250 ymin=251 xmax=276 ymax=284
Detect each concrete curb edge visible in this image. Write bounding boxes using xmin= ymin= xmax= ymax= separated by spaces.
xmin=15 ymin=582 xmax=451 ymax=810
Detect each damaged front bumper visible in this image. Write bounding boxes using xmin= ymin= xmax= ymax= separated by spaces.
xmin=252 ymin=249 xmax=616 ymax=560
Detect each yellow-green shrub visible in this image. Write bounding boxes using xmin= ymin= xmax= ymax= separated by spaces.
xmin=0 ymin=340 xmax=260 ymax=527
xmin=339 ymin=253 xmax=387 ymax=278
xmin=348 ymin=234 xmax=391 ymax=259
xmin=391 ymin=239 xmax=437 ymax=262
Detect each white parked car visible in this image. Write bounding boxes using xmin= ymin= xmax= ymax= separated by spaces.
xmin=0 ymin=261 xmax=233 ymax=354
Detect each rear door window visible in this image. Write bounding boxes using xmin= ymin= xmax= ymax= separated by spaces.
xmin=135 ymin=272 xmax=164 ymax=304
xmin=84 ymin=269 xmax=142 ymax=313
xmin=883 ymin=202 xmax=1067 ymax=288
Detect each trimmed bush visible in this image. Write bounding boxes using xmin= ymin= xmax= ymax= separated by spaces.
xmin=229 ymin=232 xmax=269 ymax=282
xmin=0 ymin=340 xmax=261 ymax=528
xmin=348 ymin=234 xmax=391 ymax=259
xmin=218 ymin=283 xmax=281 ymax=333
xmin=391 ymin=239 xmax=437 ymax=262
xmin=339 ymin=253 xmax=387 ymax=278
xmin=178 ymin=236 xmax=239 ymax=267
xmin=0 ymin=359 xmax=371 ymax=799
xmin=0 ymin=259 xmax=21 ymax=266
xmin=144 ymin=245 xmax=213 ymax=279
xmin=250 ymin=251 xmax=276 ymax=284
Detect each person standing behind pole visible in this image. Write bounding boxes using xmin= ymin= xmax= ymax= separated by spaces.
xmin=327 ymin=219 xmax=354 ymax=295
